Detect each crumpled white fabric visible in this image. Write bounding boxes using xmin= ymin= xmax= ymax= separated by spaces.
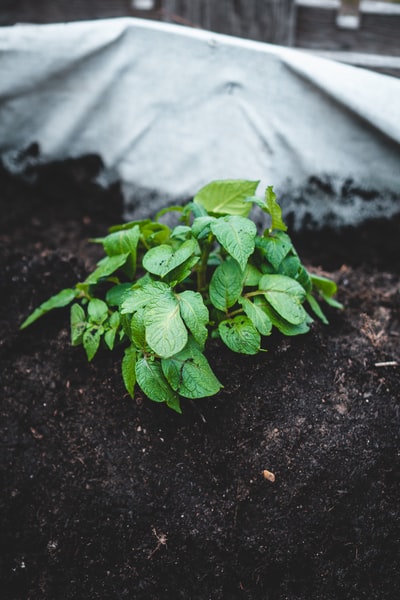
xmin=0 ymin=17 xmax=399 ymax=227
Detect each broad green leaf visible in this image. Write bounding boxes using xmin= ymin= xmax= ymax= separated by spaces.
xmin=142 ymin=238 xmax=198 ymax=278
xmin=161 ymin=339 xmax=221 ymax=399
xmin=311 ymin=274 xmax=343 ymax=309
xmin=238 ymin=296 xmax=272 ymax=336
xmin=260 ymin=299 xmax=312 ymax=336
xmin=85 ymin=253 xmax=129 ymax=284
xmin=191 ymin=216 xmax=216 ymax=239
xmin=135 ymin=357 xmax=179 ymax=405
xmin=70 ymin=303 xmax=86 ymax=346
xmin=109 ymin=218 xmax=151 ymax=233
xmin=259 ymin=274 xmax=307 ymax=325
xmin=306 ymin=293 xmax=329 ymax=325
xmin=219 ymin=316 xmax=260 ymax=355
xmin=122 ymin=345 xmax=137 ymax=398
xmin=177 ymin=290 xmax=209 ymax=348
xmin=256 ymin=231 xmax=292 ymax=270
xmin=278 ymin=255 xmax=301 ymax=279
xmin=242 ymin=263 xmax=262 ymax=287
xmin=20 ymin=288 xmax=77 ymax=329
xmin=296 ymin=265 xmax=312 ymax=294
xmin=106 ymin=283 xmax=132 ymax=307
xmin=141 ymin=222 xmax=171 ymax=246
xmin=166 ymin=395 xmax=182 ymax=414
xmin=104 ymin=328 xmax=117 ymax=351
xmin=209 ymin=258 xmax=243 ymax=311
xmin=102 ymin=226 xmax=140 ymax=278
xmin=310 ymin=274 xmax=338 ymax=297
xmin=171 ymin=225 xmax=191 ymax=239
xmin=144 ymin=288 xmax=188 ymax=358
xmin=211 ymin=216 xmax=256 ymax=271
xmin=164 ymin=255 xmax=200 ymax=286
xmin=194 ymin=179 xmax=260 ymax=217
xmin=87 ymin=298 xmax=108 ymax=325
xmin=83 ymin=327 xmax=102 ymax=361
xmin=121 ymin=281 xmax=168 ymax=314
xmin=130 ymin=308 xmax=147 ymax=349
xmin=155 ymin=204 xmax=184 ymax=221
xmin=265 ymin=186 xmax=287 ymax=231
xmin=102 ymin=226 xmax=140 ymax=257
xmin=104 ymin=311 xmax=120 ymax=350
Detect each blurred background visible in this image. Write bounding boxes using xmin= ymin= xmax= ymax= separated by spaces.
xmin=0 ymin=0 xmax=399 ymax=76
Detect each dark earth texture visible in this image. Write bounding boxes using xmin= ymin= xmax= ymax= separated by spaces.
xmin=1 ymin=156 xmax=399 ymax=600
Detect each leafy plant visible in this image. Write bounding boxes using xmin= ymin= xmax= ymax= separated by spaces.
xmin=20 ymin=179 xmax=342 ymax=413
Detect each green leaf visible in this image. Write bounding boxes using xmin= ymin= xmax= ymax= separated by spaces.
xmin=194 ymin=179 xmax=260 ymax=217
xmin=135 ymin=357 xmax=179 ymax=406
xmin=164 ymin=255 xmax=200 ymax=286
xmin=242 ymin=263 xmax=262 ymax=287
xmin=171 ymin=225 xmax=191 ymax=239
xmin=104 ymin=311 xmax=120 ymax=350
xmin=306 ymin=293 xmax=329 ymax=325
xmin=310 ymin=274 xmax=337 ymax=297
xmin=260 ymin=299 xmax=312 ymax=336
xmin=259 ymin=274 xmax=308 ymax=325
xmin=311 ymin=274 xmax=343 ymax=309
xmin=108 ymin=218 xmax=151 ymax=233
xmin=166 ymin=395 xmax=182 ymax=414
xmin=87 ymin=298 xmax=109 ymax=325
xmin=20 ymin=288 xmax=77 ymax=329
xmin=278 ymin=255 xmax=301 ymax=279
xmin=209 ymin=258 xmax=243 ymax=311
xmin=121 ymin=281 xmax=168 ymax=314
xmin=70 ymin=303 xmax=86 ymax=346
xmin=265 ymin=186 xmax=287 ymax=231
xmin=141 ymin=222 xmax=171 ymax=246
xmin=177 ymin=290 xmax=209 ymax=348
xmin=106 ymin=283 xmax=132 ymax=307
xmin=122 ymin=345 xmax=137 ymax=398
xmin=155 ymin=204 xmax=184 ymax=221
xmin=210 ymin=215 xmax=256 ymax=271
xmin=238 ymin=296 xmax=272 ymax=336
xmin=256 ymin=231 xmax=292 ymax=270
xmin=85 ymin=253 xmax=129 ymax=284
xmin=130 ymin=308 xmax=147 ymax=349
xmin=83 ymin=327 xmax=102 ymax=361
xmin=161 ymin=338 xmax=222 ymax=399
xmin=102 ymin=226 xmax=140 ymax=256
xmin=219 ymin=316 xmax=261 ymax=355
xmin=191 ymin=216 xmax=216 ymax=239
xmin=102 ymin=226 xmax=140 ymax=278
xmin=144 ymin=288 xmax=188 ymax=358
xmin=142 ymin=238 xmax=198 ymax=278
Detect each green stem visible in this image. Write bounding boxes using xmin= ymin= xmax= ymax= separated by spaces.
xmin=196 ymin=234 xmax=214 ymax=293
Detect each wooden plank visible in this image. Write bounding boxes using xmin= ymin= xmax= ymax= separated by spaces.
xmin=162 ymin=0 xmax=296 ymax=45
xmin=0 ymin=0 xmax=160 ymax=25
xmin=295 ymin=0 xmax=400 ymax=55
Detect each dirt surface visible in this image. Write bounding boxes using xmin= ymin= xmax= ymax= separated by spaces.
xmin=1 ymin=157 xmax=399 ymax=600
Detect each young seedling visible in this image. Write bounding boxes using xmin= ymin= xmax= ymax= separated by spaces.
xmin=21 ymin=179 xmax=342 ymax=413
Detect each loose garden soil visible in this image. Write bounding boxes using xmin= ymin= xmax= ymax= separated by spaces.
xmin=1 ymin=156 xmax=399 ymax=599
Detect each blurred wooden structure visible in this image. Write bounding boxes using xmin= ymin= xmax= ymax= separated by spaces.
xmin=1 ymin=1 xmax=399 ymax=76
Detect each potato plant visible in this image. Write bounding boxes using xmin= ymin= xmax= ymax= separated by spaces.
xmin=21 ymin=180 xmax=342 ymax=413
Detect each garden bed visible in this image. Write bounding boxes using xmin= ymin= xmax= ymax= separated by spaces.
xmin=1 ymin=156 xmax=399 ymax=599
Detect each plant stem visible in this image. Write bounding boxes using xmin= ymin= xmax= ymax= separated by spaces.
xmin=197 ymin=234 xmax=214 ymax=293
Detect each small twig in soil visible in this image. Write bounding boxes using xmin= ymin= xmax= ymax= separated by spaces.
xmin=374 ymin=361 xmax=398 ymax=367
xmin=148 ymin=528 xmax=168 ymax=560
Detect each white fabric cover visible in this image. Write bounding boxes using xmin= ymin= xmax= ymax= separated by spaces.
xmin=0 ymin=18 xmax=399 ymax=227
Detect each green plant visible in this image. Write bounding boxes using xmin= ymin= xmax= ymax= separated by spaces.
xmin=20 ymin=180 xmax=342 ymax=413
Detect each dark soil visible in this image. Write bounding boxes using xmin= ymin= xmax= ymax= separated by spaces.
xmin=1 ymin=157 xmax=399 ymax=600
